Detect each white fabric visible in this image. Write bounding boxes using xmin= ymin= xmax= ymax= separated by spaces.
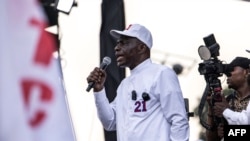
xmin=0 ymin=0 xmax=75 ymax=140
xmin=110 ymin=24 xmax=153 ymax=49
xmin=223 ymin=102 xmax=250 ymax=125
xmin=94 ymin=59 xmax=189 ymax=141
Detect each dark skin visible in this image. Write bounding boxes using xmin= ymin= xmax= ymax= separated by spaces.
xmin=214 ymin=66 xmax=250 ymax=117
xmin=206 ymin=66 xmax=250 ymax=140
xmin=86 ymin=35 xmax=150 ymax=92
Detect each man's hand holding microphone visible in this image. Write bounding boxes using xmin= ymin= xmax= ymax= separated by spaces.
xmin=86 ymin=56 xmax=111 ymax=92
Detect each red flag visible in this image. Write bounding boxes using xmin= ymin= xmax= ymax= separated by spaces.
xmin=0 ymin=0 xmax=75 ymax=141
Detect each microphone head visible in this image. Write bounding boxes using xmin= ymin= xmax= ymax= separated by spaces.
xmin=103 ymin=56 xmax=111 ymax=65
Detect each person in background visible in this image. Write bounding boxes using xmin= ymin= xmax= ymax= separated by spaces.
xmin=206 ymin=56 xmax=250 ymax=141
xmin=86 ymin=24 xmax=189 ymax=141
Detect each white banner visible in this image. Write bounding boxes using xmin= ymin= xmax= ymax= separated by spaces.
xmin=0 ymin=0 xmax=75 ymax=141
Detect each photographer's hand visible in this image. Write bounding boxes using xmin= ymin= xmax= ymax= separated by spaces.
xmin=213 ymin=96 xmax=229 ymax=117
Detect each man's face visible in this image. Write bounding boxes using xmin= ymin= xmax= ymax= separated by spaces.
xmin=227 ymin=66 xmax=246 ymax=89
xmin=114 ymin=36 xmax=143 ymax=69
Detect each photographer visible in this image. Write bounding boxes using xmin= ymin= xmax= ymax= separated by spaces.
xmin=206 ymin=56 xmax=250 ymax=141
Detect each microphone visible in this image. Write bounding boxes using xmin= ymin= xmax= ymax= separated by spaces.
xmin=86 ymin=56 xmax=111 ymax=92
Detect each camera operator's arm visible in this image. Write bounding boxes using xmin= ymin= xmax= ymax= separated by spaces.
xmin=205 ymin=95 xmax=221 ymax=141
xmin=217 ymin=123 xmax=224 ymax=139
xmin=211 ymin=95 xmax=228 ymax=140
xmin=206 ymin=111 xmax=221 ymax=141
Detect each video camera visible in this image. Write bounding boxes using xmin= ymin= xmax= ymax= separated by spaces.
xmin=198 ymin=34 xmax=226 ymax=76
xmin=197 ymin=34 xmax=229 ymax=130
xmin=198 ymin=34 xmax=229 ymax=103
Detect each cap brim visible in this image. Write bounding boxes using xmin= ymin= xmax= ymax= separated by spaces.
xmin=110 ymin=30 xmax=136 ymax=39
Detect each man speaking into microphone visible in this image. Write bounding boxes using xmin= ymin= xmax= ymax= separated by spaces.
xmin=86 ymin=24 xmax=190 ymax=141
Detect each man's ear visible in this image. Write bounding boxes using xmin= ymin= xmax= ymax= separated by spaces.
xmin=243 ymin=69 xmax=250 ymax=79
xmin=245 ymin=69 xmax=250 ymax=74
xmin=137 ymin=44 xmax=147 ymax=54
xmin=247 ymin=69 xmax=250 ymax=74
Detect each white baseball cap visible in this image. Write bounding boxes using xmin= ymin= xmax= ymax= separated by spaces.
xmin=110 ymin=24 xmax=153 ymax=49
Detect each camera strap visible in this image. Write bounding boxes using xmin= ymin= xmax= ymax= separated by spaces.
xmin=198 ymin=83 xmax=217 ymax=131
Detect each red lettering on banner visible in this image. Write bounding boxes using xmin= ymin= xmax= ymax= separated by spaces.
xmin=21 ymin=79 xmax=53 ymax=127
xmin=19 ymin=17 xmax=56 ymax=128
xmin=30 ymin=18 xmax=56 ymax=66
